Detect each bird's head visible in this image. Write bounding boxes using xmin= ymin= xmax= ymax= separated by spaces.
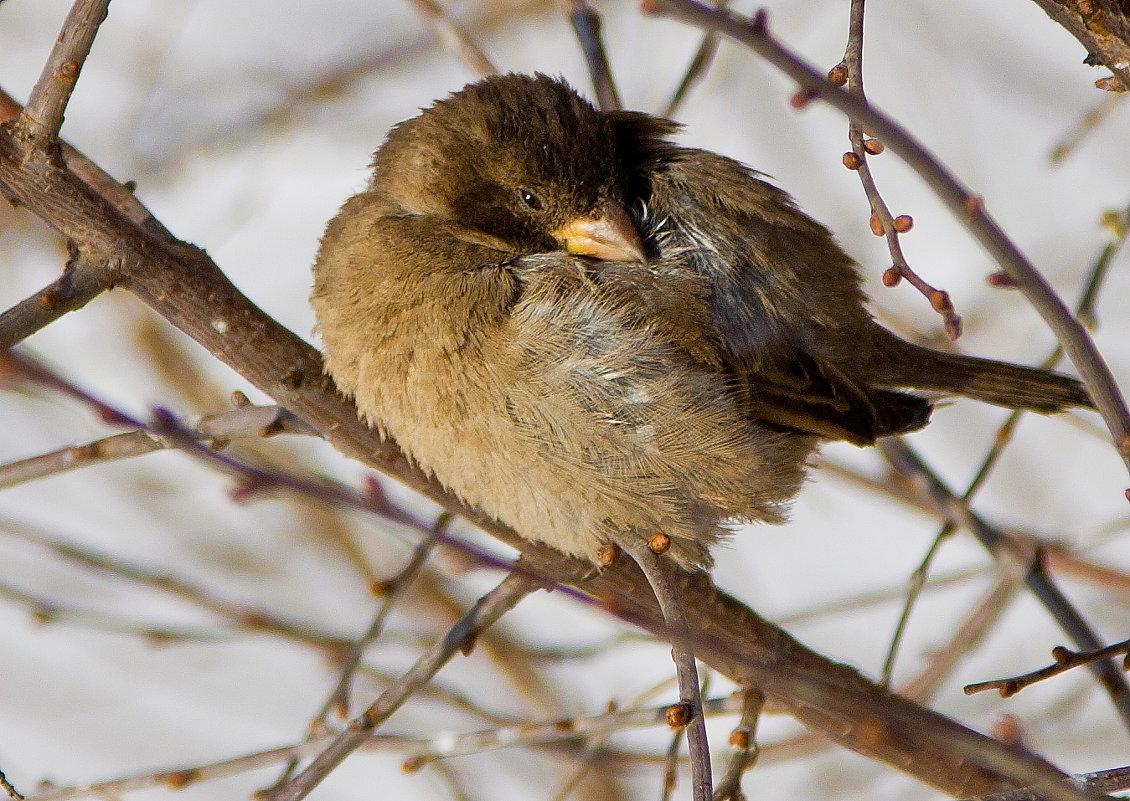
xmin=371 ymin=73 xmax=651 ymax=264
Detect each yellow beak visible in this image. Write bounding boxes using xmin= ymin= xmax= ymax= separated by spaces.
xmin=550 ymin=202 xmax=646 ymax=264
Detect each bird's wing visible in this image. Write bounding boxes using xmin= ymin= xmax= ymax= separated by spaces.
xmin=736 ymin=350 xmax=931 ymax=446
xmin=626 ymin=142 xmax=932 ymax=445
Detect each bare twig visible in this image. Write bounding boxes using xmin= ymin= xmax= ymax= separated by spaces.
xmin=663 ymin=0 xmax=728 ymax=118
xmin=837 ymin=0 xmax=961 ymax=338
xmin=407 ymin=0 xmax=497 ymax=78
xmin=711 ymin=689 xmax=762 ymax=801
xmin=899 ymin=576 xmax=1024 ymax=702
xmin=11 ymin=0 xmax=110 ymax=155
xmin=262 ymin=571 xmax=542 ymax=801
xmin=0 ymin=250 xmax=118 ymax=349
xmin=406 ymin=694 xmax=744 ymax=767
xmin=0 ymin=403 xmax=315 ymax=489
xmin=977 ymin=764 xmax=1130 ymax=801
xmin=641 ymin=0 xmax=1130 ymax=479
xmin=559 ymin=0 xmax=621 ymax=111
xmin=318 ymin=515 xmax=447 ymax=722
xmin=617 ymin=537 xmax=712 ymax=801
xmin=966 ymin=637 xmax=1130 ymax=698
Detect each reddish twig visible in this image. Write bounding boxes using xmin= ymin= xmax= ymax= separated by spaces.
xmin=965 ymin=638 xmax=1130 ymax=698
xmin=836 ymin=0 xmax=961 ymax=339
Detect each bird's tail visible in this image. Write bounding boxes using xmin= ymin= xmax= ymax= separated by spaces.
xmin=863 ymin=327 xmax=1093 ymax=413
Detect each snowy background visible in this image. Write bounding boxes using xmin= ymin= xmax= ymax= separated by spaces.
xmin=0 ymin=1 xmax=1129 ymax=800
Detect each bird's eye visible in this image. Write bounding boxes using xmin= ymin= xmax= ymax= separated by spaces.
xmin=516 ymin=187 xmax=542 ymax=210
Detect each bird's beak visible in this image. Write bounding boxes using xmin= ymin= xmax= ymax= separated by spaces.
xmin=551 ymin=202 xmax=646 ymax=264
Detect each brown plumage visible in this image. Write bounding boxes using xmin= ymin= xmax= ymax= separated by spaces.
xmin=311 ymin=73 xmax=1091 ymax=569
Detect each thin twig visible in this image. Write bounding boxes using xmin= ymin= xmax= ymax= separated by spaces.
xmin=0 ymin=251 xmax=118 ymax=349
xmin=318 ymin=515 xmax=448 ymax=722
xmin=663 ymin=0 xmax=728 ymax=118
xmin=965 ymin=637 xmax=1130 ymax=698
xmin=617 ymin=537 xmax=712 ymax=801
xmin=976 ymin=764 xmax=1130 ymax=801
xmin=837 ymin=0 xmax=961 ymax=338
xmin=261 ymin=571 xmax=541 ymax=801
xmin=12 ymin=0 xmax=111 ymax=155
xmin=559 ymin=0 xmax=621 ymax=111
xmin=0 ymin=403 xmax=316 ymax=489
xmin=660 ymin=722 xmax=686 ymax=801
xmin=265 ymin=514 xmax=449 ymax=792
xmin=899 ymin=575 xmax=1023 ymax=702
xmin=406 ymin=694 xmax=743 ymax=766
xmin=641 ymin=0 xmax=1130 ymax=479
xmin=407 ymin=0 xmax=497 ymax=78
xmin=711 ymin=689 xmax=762 ymax=801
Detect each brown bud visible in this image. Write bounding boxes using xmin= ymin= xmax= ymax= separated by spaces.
xmin=963 ymin=194 xmax=984 ymax=218
xmin=665 ymin=702 xmax=692 ymax=729
xmin=928 ymin=290 xmax=952 ymax=314
xmin=827 ymin=63 xmax=848 ymax=86
xmin=869 ymin=215 xmax=885 ymax=236
xmin=1051 ymin=645 xmax=1072 ymax=664
xmin=892 ymin=214 xmax=913 ymax=233
xmin=881 ymin=267 xmax=902 ymax=287
xmin=402 ymin=756 xmax=425 ymax=773
xmin=842 ymin=152 xmax=862 ymax=170
xmin=729 ymin=728 xmax=751 ymax=749
xmin=648 ymin=532 xmax=672 ymax=554
xmin=789 ymin=89 xmax=816 ymax=109
xmin=991 ymin=714 xmax=1025 ymax=746
xmin=863 ymin=138 xmax=885 ymax=155
xmin=986 ymin=271 xmax=1019 ymax=288
xmin=597 ymin=543 xmax=621 ymax=565
xmin=161 ymin=770 xmax=198 ymax=789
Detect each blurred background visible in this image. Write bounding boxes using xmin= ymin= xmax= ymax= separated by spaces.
xmin=0 ymin=1 xmax=1128 ymax=800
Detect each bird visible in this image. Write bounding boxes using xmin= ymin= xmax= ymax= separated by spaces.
xmin=310 ymin=73 xmax=1092 ymax=571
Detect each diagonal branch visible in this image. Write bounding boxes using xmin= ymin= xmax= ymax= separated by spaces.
xmin=261 ymin=571 xmax=542 ymax=801
xmin=641 ymin=0 xmax=1130 ymax=480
